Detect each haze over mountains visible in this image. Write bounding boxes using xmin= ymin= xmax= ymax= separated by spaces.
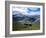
xmin=12 ymin=7 xmax=40 ymax=24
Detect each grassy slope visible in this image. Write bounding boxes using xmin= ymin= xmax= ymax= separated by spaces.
xmin=12 ymin=22 xmax=40 ymax=31
xmin=32 ymin=24 xmax=40 ymax=30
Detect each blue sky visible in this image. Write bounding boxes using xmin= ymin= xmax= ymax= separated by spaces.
xmin=12 ymin=7 xmax=40 ymax=15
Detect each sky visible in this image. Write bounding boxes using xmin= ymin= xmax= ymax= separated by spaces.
xmin=12 ymin=7 xmax=40 ymax=15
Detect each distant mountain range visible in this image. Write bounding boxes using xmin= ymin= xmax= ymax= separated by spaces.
xmin=12 ymin=12 xmax=40 ymax=24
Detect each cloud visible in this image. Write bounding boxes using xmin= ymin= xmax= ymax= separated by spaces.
xmin=12 ymin=7 xmax=40 ymax=15
xmin=29 ymin=11 xmax=40 ymax=15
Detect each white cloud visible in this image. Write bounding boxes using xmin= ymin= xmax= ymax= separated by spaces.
xmin=29 ymin=11 xmax=40 ymax=15
xmin=12 ymin=7 xmax=28 ymax=14
xmin=12 ymin=7 xmax=40 ymax=15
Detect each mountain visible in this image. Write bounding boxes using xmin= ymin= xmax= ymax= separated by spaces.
xmin=12 ymin=12 xmax=40 ymax=24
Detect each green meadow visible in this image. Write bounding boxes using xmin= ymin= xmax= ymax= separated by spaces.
xmin=12 ymin=22 xmax=40 ymax=31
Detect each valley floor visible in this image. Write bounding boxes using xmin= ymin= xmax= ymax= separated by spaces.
xmin=12 ymin=22 xmax=40 ymax=31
